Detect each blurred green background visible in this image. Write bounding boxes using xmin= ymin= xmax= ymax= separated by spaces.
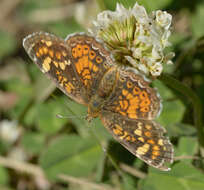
xmin=0 ymin=0 xmax=204 ymax=189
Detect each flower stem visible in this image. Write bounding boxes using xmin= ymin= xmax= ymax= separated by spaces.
xmin=158 ymin=74 xmax=204 ymax=147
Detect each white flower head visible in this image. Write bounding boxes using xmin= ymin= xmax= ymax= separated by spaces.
xmin=90 ymin=2 xmax=174 ymax=78
xmin=150 ymin=62 xmax=163 ymax=76
xmin=156 ymin=10 xmax=172 ymax=30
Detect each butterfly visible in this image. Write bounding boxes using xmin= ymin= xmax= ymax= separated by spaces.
xmin=23 ymin=31 xmax=173 ymax=171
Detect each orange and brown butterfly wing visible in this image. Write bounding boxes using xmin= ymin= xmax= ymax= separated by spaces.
xmin=104 ymin=68 xmax=161 ymax=120
xmin=100 ymin=111 xmax=173 ymax=171
xmin=65 ymin=34 xmax=115 ymax=99
xmin=23 ymin=32 xmax=88 ymax=105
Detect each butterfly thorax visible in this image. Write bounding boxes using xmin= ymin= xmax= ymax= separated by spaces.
xmin=87 ymin=67 xmax=118 ymax=120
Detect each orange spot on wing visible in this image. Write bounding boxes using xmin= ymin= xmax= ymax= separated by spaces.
xmin=56 ymin=52 xmax=61 ymax=60
xmin=82 ymin=45 xmax=89 ymax=55
xmin=84 ymin=79 xmax=88 ymax=86
xmin=66 ymin=85 xmax=71 ymax=93
xmin=84 ymin=75 xmax=91 ymax=79
xmin=75 ymin=62 xmax=81 ymax=74
xmin=145 ymin=125 xmax=152 ymax=130
xmin=93 ymin=65 xmax=98 ymax=72
xmin=122 ymin=89 xmax=128 ymax=96
xmin=152 ymin=155 xmax=157 ymax=160
xmin=62 ymin=51 xmax=67 ymax=57
xmin=96 ymin=56 xmax=103 ymax=64
xmin=140 ymin=99 xmax=151 ymax=107
xmin=88 ymin=61 xmax=93 ymax=70
xmin=49 ymin=50 xmax=54 ymax=58
xmin=68 ymin=82 xmax=75 ymax=89
xmin=72 ymin=47 xmax=77 ymax=58
xmin=133 ymin=87 xmax=141 ymax=95
xmin=123 ymin=100 xmax=128 ymax=110
xmin=43 ymin=46 xmax=48 ymax=54
xmin=129 ymin=97 xmax=139 ymax=106
xmin=144 ymin=131 xmax=151 ymax=137
xmin=127 ymin=81 xmax=133 ymax=88
xmin=152 ymin=151 xmax=160 ymax=156
xmin=147 ymin=139 xmax=155 ymax=144
xmin=119 ymin=111 xmax=126 ymax=116
xmin=76 ymin=44 xmax=83 ymax=57
xmin=126 ymin=93 xmax=133 ymax=99
xmin=140 ymin=106 xmax=149 ymax=112
xmin=45 ymin=41 xmax=52 ymax=47
xmin=128 ymin=113 xmax=137 ymax=119
xmin=140 ymin=91 xmax=148 ymax=100
xmin=82 ymin=69 xmax=90 ymax=77
xmin=39 ymin=48 xmax=44 ymax=55
xmin=113 ymin=124 xmax=123 ymax=135
xmin=65 ymin=82 xmax=75 ymax=93
xmin=153 ymin=145 xmax=160 ymax=151
xmin=36 ymin=52 xmax=40 ymax=57
xmin=53 ymin=61 xmax=59 ymax=67
xmin=89 ymin=50 xmax=96 ymax=60
xmin=83 ymin=56 xmax=89 ymax=67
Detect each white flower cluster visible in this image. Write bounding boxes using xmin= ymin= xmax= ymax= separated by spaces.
xmin=91 ymin=3 xmax=174 ymax=77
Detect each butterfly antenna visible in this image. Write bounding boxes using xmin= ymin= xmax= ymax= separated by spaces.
xmin=56 ymin=114 xmax=86 ymax=119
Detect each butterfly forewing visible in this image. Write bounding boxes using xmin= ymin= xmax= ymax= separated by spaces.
xmin=23 ymin=32 xmax=87 ymax=105
xmin=65 ymin=34 xmax=115 ymax=99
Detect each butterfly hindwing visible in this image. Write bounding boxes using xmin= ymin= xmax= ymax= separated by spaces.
xmin=104 ymin=69 xmax=161 ymax=120
xmin=100 ymin=110 xmax=173 ymax=171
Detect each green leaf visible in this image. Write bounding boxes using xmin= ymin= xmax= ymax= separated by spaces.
xmin=138 ymin=0 xmax=173 ymax=11
xmin=140 ymin=163 xmax=204 ymax=190
xmin=36 ymin=99 xmax=68 ymax=134
xmin=167 ymin=123 xmax=196 ymax=137
xmin=21 ymin=132 xmax=46 ymax=154
xmin=157 ymin=99 xmax=185 ymax=126
xmin=176 ymin=137 xmax=198 ymax=164
xmin=5 ymin=79 xmax=33 ymax=120
xmin=103 ymin=0 xmax=173 ymax=12
xmin=62 ymin=98 xmax=91 ymax=137
xmin=122 ymin=173 xmax=137 ymax=190
xmin=47 ymin=19 xmax=84 ymax=38
xmin=0 ymin=166 xmax=9 ymax=185
xmin=39 ymin=135 xmax=103 ymax=179
xmin=191 ymin=3 xmax=204 ymax=38
xmin=0 ymin=30 xmax=16 ymax=59
xmin=153 ymin=79 xmax=175 ymax=100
